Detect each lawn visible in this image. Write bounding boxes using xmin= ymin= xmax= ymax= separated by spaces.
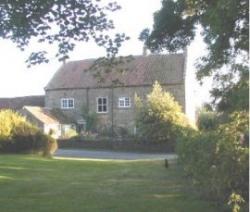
xmin=0 ymin=155 xmax=221 ymax=212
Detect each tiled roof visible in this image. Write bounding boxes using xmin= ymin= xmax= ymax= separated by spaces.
xmin=22 ymin=106 xmax=59 ymax=124
xmin=0 ymin=96 xmax=45 ymax=110
xmin=45 ymin=54 xmax=186 ymax=90
xmin=22 ymin=106 xmax=74 ymax=124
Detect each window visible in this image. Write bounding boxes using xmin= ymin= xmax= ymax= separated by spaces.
xmin=118 ymin=97 xmax=131 ymax=108
xmin=97 ymin=97 xmax=108 ymax=113
xmin=61 ymin=98 xmax=74 ymax=109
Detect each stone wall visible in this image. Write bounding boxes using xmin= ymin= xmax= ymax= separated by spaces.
xmin=57 ymin=138 xmax=175 ymax=153
xmin=45 ymin=83 xmax=185 ymax=133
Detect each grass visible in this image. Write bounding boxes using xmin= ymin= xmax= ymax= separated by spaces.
xmin=0 ymin=155 xmax=221 ymax=212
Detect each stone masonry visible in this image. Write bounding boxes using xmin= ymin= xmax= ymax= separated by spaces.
xmin=45 ymin=53 xmax=192 ymax=134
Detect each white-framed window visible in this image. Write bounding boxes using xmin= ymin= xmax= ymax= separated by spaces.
xmin=97 ymin=97 xmax=108 ymax=113
xmin=118 ymin=97 xmax=131 ymax=108
xmin=61 ymin=98 xmax=74 ymax=109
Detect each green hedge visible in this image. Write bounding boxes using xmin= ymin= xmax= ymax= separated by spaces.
xmin=177 ymin=112 xmax=249 ymax=211
xmin=58 ymin=137 xmax=175 ymax=153
xmin=0 ymin=110 xmax=57 ymax=156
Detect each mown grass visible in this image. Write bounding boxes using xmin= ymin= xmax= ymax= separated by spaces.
xmin=0 ymin=155 xmax=221 ymax=212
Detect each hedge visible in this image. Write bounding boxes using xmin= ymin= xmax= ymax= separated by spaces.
xmin=0 ymin=110 xmax=57 ymax=156
xmin=177 ymin=112 xmax=249 ymax=211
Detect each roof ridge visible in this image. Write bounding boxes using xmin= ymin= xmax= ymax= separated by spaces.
xmin=45 ymin=53 xmax=186 ymax=90
xmin=66 ymin=53 xmax=185 ymax=63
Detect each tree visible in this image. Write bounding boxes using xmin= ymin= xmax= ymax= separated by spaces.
xmin=0 ymin=110 xmax=57 ymax=156
xmin=196 ymin=105 xmax=219 ymax=131
xmin=211 ymin=64 xmax=249 ymax=112
xmin=140 ymin=0 xmax=249 ymax=111
xmin=0 ymin=0 xmax=129 ymax=66
xmin=135 ymin=81 xmax=190 ymax=145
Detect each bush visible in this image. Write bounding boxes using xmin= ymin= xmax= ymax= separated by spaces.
xmin=81 ymin=105 xmax=98 ymax=132
xmin=113 ymin=126 xmax=133 ymax=138
xmin=177 ymin=111 xmax=249 ymax=210
xmin=98 ymin=125 xmax=113 ymax=138
xmin=64 ymin=128 xmax=78 ymax=138
xmin=135 ymin=81 xmax=192 ymax=147
xmin=0 ymin=110 xmax=57 ymax=156
xmin=197 ymin=110 xmax=219 ymax=131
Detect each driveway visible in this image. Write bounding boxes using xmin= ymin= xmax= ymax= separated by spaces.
xmin=54 ymin=149 xmax=177 ymax=161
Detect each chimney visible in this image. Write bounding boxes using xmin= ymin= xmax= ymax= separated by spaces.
xmin=143 ymin=45 xmax=147 ymax=56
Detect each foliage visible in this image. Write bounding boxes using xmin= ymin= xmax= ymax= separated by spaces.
xmin=228 ymin=193 xmax=246 ymax=212
xmin=79 ymin=131 xmax=98 ymax=140
xmin=0 ymin=0 xmax=129 ymax=65
xmin=0 ymin=109 xmax=26 ymax=140
xmin=0 ymin=110 xmax=57 ymax=156
xmin=177 ymin=111 xmax=249 ymax=210
xmin=63 ymin=128 xmax=78 ymax=139
xmin=135 ymin=81 xmax=191 ymax=146
xmin=88 ymin=55 xmax=134 ymax=84
xmin=196 ymin=107 xmax=220 ymax=131
xmin=97 ymin=125 xmax=113 ymax=138
xmin=113 ymin=126 xmax=131 ymax=138
xmin=211 ymin=66 xmax=249 ymax=112
xmin=141 ymin=0 xmax=248 ymax=78
xmin=81 ymin=105 xmax=98 ymax=132
xmin=143 ymin=3 xmax=249 ymax=209
xmin=141 ymin=0 xmax=249 ymax=113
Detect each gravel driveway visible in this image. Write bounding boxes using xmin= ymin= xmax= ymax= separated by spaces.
xmin=54 ymin=149 xmax=177 ymax=161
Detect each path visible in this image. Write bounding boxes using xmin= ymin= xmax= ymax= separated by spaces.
xmin=54 ymin=149 xmax=177 ymax=160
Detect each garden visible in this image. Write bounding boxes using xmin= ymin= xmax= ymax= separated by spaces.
xmin=0 ymin=81 xmax=248 ymax=211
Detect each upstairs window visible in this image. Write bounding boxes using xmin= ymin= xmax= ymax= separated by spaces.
xmin=118 ymin=97 xmax=131 ymax=108
xmin=97 ymin=97 xmax=108 ymax=113
xmin=61 ymin=98 xmax=74 ymax=109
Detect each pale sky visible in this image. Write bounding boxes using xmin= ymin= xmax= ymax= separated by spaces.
xmin=0 ymin=0 xmax=211 ymax=108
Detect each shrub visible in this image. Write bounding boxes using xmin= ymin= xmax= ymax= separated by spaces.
xmin=64 ymin=128 xmax=78 ymax=138
xmin=0 ymin=110 xmax=57 ymax=156
xmin=135 ymin=81 xmax=192 ymax=147
xmin=0 ymin=109 xmax=26 ymax=140
xmin=113 ymin=126 xmax=132 ymax=138
xmin=97 ymin=125 xmax=113 ymax=138
xmin=197 ymin=110 xmax=219 ymax=131
xmin=81 ymin=105 xmax=98 ymax=132
xmin=177 ymin=111 xmax=249 ymax=210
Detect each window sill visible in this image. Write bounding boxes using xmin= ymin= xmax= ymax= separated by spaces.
xmin=96 ymin=111 xmax=108 ymax=114
xmin=61 ymin=108 xmax=74 ymax=110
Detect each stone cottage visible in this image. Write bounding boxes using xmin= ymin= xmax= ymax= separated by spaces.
xmin=20 ymin=106 xmax=76 ymax=138
xmin=45 ymin=52 xmax=194 ymax=134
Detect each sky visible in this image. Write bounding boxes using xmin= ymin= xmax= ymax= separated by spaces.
xmin=0 ymin=0 xmax=212 ymax=108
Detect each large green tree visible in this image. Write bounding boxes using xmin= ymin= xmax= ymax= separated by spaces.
xmin=140 ymin=0 xmax=249 ymax=111
xmin=135 ymin=81 xmax=190 ymax=145
xmin=0 ymin=0 xmax=129 ymax=66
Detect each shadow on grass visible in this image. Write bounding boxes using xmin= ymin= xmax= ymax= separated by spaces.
xmin=0 ymin=154 xmax=222 ymax=212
